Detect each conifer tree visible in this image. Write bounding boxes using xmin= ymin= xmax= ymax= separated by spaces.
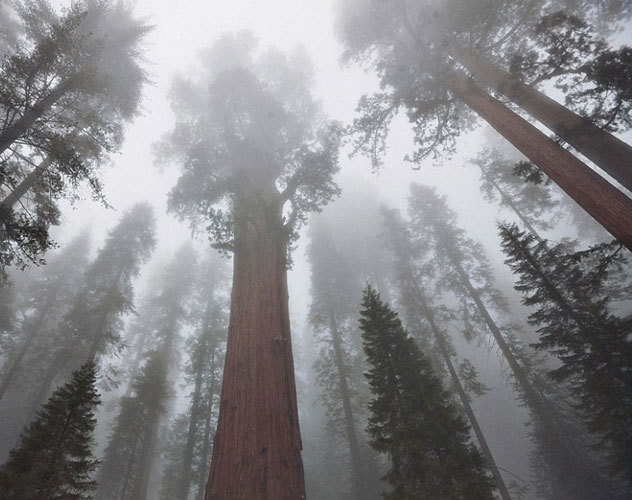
xmin=157 ymin=33 xmax=341 ymax=498
xmin=409 ymin=183 xmax=623 ymax=498
xmin=96 ymin=244 xmax=197 ymax=500
xmin=499 ymin=223 xmax=632 ymax=482
xmin=307 ymin=216 xmax=381 ymax=500
xmin=359 ymin=286 xmax=496 ymax=499
xmin=28 ymin=203 xmax=155 ymax=414
xmin=380 ymin=206 xmax=511 ymax=499
xmin=0 ymin=0 xmax=151 ymax=272
xmin=0 ymin=361 xmax=99 ymax=499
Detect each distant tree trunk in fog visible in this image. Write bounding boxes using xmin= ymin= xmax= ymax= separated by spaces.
xmin=446 ymin=72 xmax=632 ymax=251
xmin=450 ymin=45 xmax=632 ymax=191
xmin=383 ymin=208 xmax=510 ymax=499
xmin=406 ymin=275 xmax=511 ymax=500
xmin=326 ymin=302 xmax=364 ymax=500
xmin=197 ymin=370 xmax=217 ymax=500
xmin=477 ymin=164 xmax=545 ymax=244
xmin=206 ymin=188 xmax=305 ymax=500
xmin=179 ymin=336 xmax=217 ymax=500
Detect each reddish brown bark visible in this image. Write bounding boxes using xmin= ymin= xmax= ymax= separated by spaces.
xmin=446 ymin=72 xmax=632 ymax=251
xmin=451 ymin=46 xmax=632 ymax=192
xmin=205 ymin=186 xmax=305 ymax=500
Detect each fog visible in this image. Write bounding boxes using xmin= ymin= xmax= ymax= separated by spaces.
xmin=1 ymin=1 xmax=631 ymax=499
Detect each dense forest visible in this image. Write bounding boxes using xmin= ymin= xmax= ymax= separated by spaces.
xmin=0 ymin=0 xmax=631 ymax=499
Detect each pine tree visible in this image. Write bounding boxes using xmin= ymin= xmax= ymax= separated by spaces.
xmin=359 ymin=286 xmax=496 ymax=499
xmin=0 ymin=361 xmax=99 ymax=499
xmin=499 ymin=222 xmax=632 ymax=483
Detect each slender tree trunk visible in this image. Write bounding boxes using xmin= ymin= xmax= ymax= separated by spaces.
xmin=179 ymin=333 xmax=216 ymax=500
xmin=451 ymin=45 xmax=632 ymax=191
xmin=446 ymin=72 xmax=632 ymax=251
xmin=197 ymin=370 xmax=218 ymax=500
xmin=0 ymin=81 xmax=72 ymax=156
xmin=411 ymin=279 xmax=511 ymax=500
xmin=326 ymin=302 xmax=364 ymax=500
xmin=205 ymin=187 xmax=305 ymax=500
xmin=446 ymin=250 xmax=614 ymax=499
xmin=478 ymin=165 xmax=545 ymax=244
xmin=0 ymin=293 xmax=55 ymax=401
xmin=0 ymin=157 xmax=52 ymax=210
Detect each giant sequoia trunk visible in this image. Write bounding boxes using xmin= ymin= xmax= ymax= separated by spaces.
xmin=205 ymin=186 xmax=305 ymax=500
xmin=451 ymin=46 xmax=632 ymax=191
xmin=446 ymin=72 xmax=632 ymax=251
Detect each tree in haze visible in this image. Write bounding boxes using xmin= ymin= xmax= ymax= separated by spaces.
xmin=0 ymin=361 xmax=99 ymax=499
xmin=28 ymin=202 xmax=155 ymax=416
xmin=158 ymin=250 xmax=229 ymax=500
xmin=0 ymin=229 xmax=91 ymax=402
xmin=96 ymin=243 xmax=197 ymax=500
xmin=359 ymin=286 xmax=496 ymax=499
xmin=472 ymin=149 xmax=559 ymax=241
xmin=96 ymin=353 xmax=169 ymax=500
xmin=407 ymin=182 xmax=620 ymax=498
xmin=157 ymin=32 xmax=341 ymax=498
xmin=380 ymin=206 xmax=512 ymax=499
xmin=499 ymin=223 xmax=632 ymax=483
xmin=0 ymin=0 xmax=150 ymax=274
xmin=334 ymin=0 xmax=632 ymax=249
xmin=307 ymin=216 xmax=381 ymax=500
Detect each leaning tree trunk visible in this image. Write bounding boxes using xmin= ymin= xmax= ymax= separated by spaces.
xmin=326 ymin=301 xmax=364 ymax=500
xmin=408 ymin=277 xmax=511 ymax=500
xmin=0 ymin=158 xmax=52 ymax=211
xmin=0 ymin=82 xmax=72 ymax=156
xmin=444 ymin=248 xmax=615 ymax=499
xmin=446 ymin=72 xmax=632 ymax=251
xmin=205 ymin=186 xmax=305 ymax=500
xmin=451 ymin=45 xmax=632 ymax=191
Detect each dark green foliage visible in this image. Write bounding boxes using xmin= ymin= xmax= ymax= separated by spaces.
xmin=499 ymin=222 xmax=632 ymax=481
xmin=0 ymin=0 xmax=151 ymax=273
xmin=0 ymin=361 xmax=100 ymax=499
xmin=359 ymin=286 xmax=496 ymax=499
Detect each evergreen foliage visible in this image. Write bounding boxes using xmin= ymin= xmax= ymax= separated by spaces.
xmin=0 ymin=361 xmax=99 ymax=499
xmin=499 ymin=222 xmax=632 ymax=481
xmin=359 ymin=286 xmax=496 ymax=500
xmin=0 ymin=0 xmax=151 ymax=274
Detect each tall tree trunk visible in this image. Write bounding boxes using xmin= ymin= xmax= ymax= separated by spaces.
xmin=326 ymin=301 xmax=364 ymax=500
xmin=197 ymin=370 xmax=218 ymax=500
xmin=205 ymin=187 xmax=305 ymax=500
xmin=446 ymin=72 xmax=632 ymax=251
xmin=0 ymin=81 xmax=72 ymax=156
xmin=407 ymin=277 xmax=512 ymax=500
xmin=0 ymin=158 xmax=52 ymax=210
xmin=451 ymin=45 xmax=632 ymax=191
xmin=179 ymin=335 xmax=216 ymax=500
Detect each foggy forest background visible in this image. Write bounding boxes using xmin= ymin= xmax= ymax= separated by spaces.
xmin=0 ymin=0 xmax=631 ymax=499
